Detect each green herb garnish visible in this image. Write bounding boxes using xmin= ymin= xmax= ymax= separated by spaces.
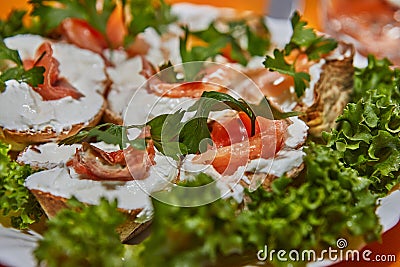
xmin=263 ymin=11 xmax=337 ymax=98
xmin=125 ymin=0 xmax=176 ymax=39
xmin=29 ymin=0 xmax=117 ymax=35
xmin=59 ymin=91 xmax=282 ymax=159
xmin=353 ymin=55 xmax=399 ymax=102
xmin=180 ymin=18 xmax=270 ymax=80
xmin=0 ymin=10 xmax=31 ymax=38
xmin=0 ymin=41 xmax=45 ymax=92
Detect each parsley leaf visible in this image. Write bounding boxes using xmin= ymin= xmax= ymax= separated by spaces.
xmin=0 ymin=41 xmax=45 ymax=92
xmin=59 ymin=91 xmax=266 ymax=157
xmin=264 ymin=49 xmax=310 ymax=97
xmin=264 ymin=11 xmax=337 ymax=98
xmin=136 ymin=144 xmax=380 ymax=267
xmin=189 ymin=91 xmax=257 ymax=135
xmin=285 ymin=11 xmax=338 ymax=59
xmin=58 ymin=123 xmax=128 ymax=149
xmin=246 ymin=18 xmax=271 ymax=57
xmin=124 ymin=0 xmax=176 ymax=44
xmin=0 ymin=41 xmax=23 ymax=65
xmin=146 ymin=110 xmax=188 ymax=159
xmin=179 ymin=117 xmax=211 ymax=154
xmin=180 ymin=18 xmax=270 ymax=79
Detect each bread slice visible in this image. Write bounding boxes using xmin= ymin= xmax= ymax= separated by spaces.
xmin=30 ymin=189 xmax=147 ymax=243
xmin=295 ymin=42 xmax=355 ymax=137
xmin=246 ymin=42 xmax=354 ymax=138
xmin=0 ymin=35 xmax=109 ymax=150
xmin=0 ymin=100 xmax=106 ymax=148
xmin=20 ymin=142 xmax=177 ymax=243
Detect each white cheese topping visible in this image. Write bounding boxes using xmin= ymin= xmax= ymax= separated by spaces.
xmin=171 ymin=3 xmax=222 ymax=31
xmin=17 ymin=142 xmax=80 ymax=169
xmin=24 ymin=153 xmax=178 ymax=212
xmin=106 ymin=56 xmax=147 ymax=116
xmin=302 ymin=59 xmax=325 ymax=107
xmin=4 ymin=34 xmax=107 ymax=95
xmin=1 ymin=35 xmax=106 ymax=133
xmin=0 ymin=80 xmax=104 ymax=133
xmin=123 ymin=90 xmax=196 ymax=125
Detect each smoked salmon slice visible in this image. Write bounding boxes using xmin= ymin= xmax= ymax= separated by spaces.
xmin=196 ymin=113 xmax=289 ymax=175
xmin=23 ymin=42 xmax=84 ymax=101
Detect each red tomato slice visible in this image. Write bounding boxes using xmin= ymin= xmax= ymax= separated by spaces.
xmin=59 ymin=18 xmax=108 ymax=55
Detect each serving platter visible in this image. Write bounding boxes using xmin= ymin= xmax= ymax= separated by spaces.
xmin=0 ymin=2 xmax=398 ymax=267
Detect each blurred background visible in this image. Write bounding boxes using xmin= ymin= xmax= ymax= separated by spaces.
xmin=2 ymin=0 xmax=399 ymax=65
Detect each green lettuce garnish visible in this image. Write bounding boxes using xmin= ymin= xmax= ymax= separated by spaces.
xmin=34 ymin=197 xmax=138 ymax=267
xmin=0 ymin=141 xmax=43 ymax=228
xmin=353 ymin=55 xmax=399 ymax=102
xmin=324 ymin=82 xmax=400 ymax=195
xmin=135 ymin=144 xmax=380 ymax=267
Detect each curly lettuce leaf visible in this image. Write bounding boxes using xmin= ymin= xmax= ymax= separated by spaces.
xmin=34 ymin=197 xmax=138 ymax=267
xmin=353 ymin=55 xmax=399 ymax=102
xmin=0 ymin=141 xmax=43 ymax=228
xmin=136 ymin=144 xmax=380 ymax=267
xmin=286 ymin=11 xmax=337 ymax=60
xmin=324 ymin=81 xmax=400 ymax=194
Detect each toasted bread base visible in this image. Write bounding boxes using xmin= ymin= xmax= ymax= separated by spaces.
xmin=296 ymin=42 xmax=355 ymax=137
xmin=0 ymin=99 xmax=106 ymax=150
xmin=31 ymin=189 xmax=150 ymax=243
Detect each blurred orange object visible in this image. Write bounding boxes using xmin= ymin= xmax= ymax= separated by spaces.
xmin=0 ymin=0 xmax=30 ymax=19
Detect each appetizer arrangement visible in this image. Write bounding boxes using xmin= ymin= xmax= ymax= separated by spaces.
xmin=0 ymin=1 xmax=399 ymax=267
